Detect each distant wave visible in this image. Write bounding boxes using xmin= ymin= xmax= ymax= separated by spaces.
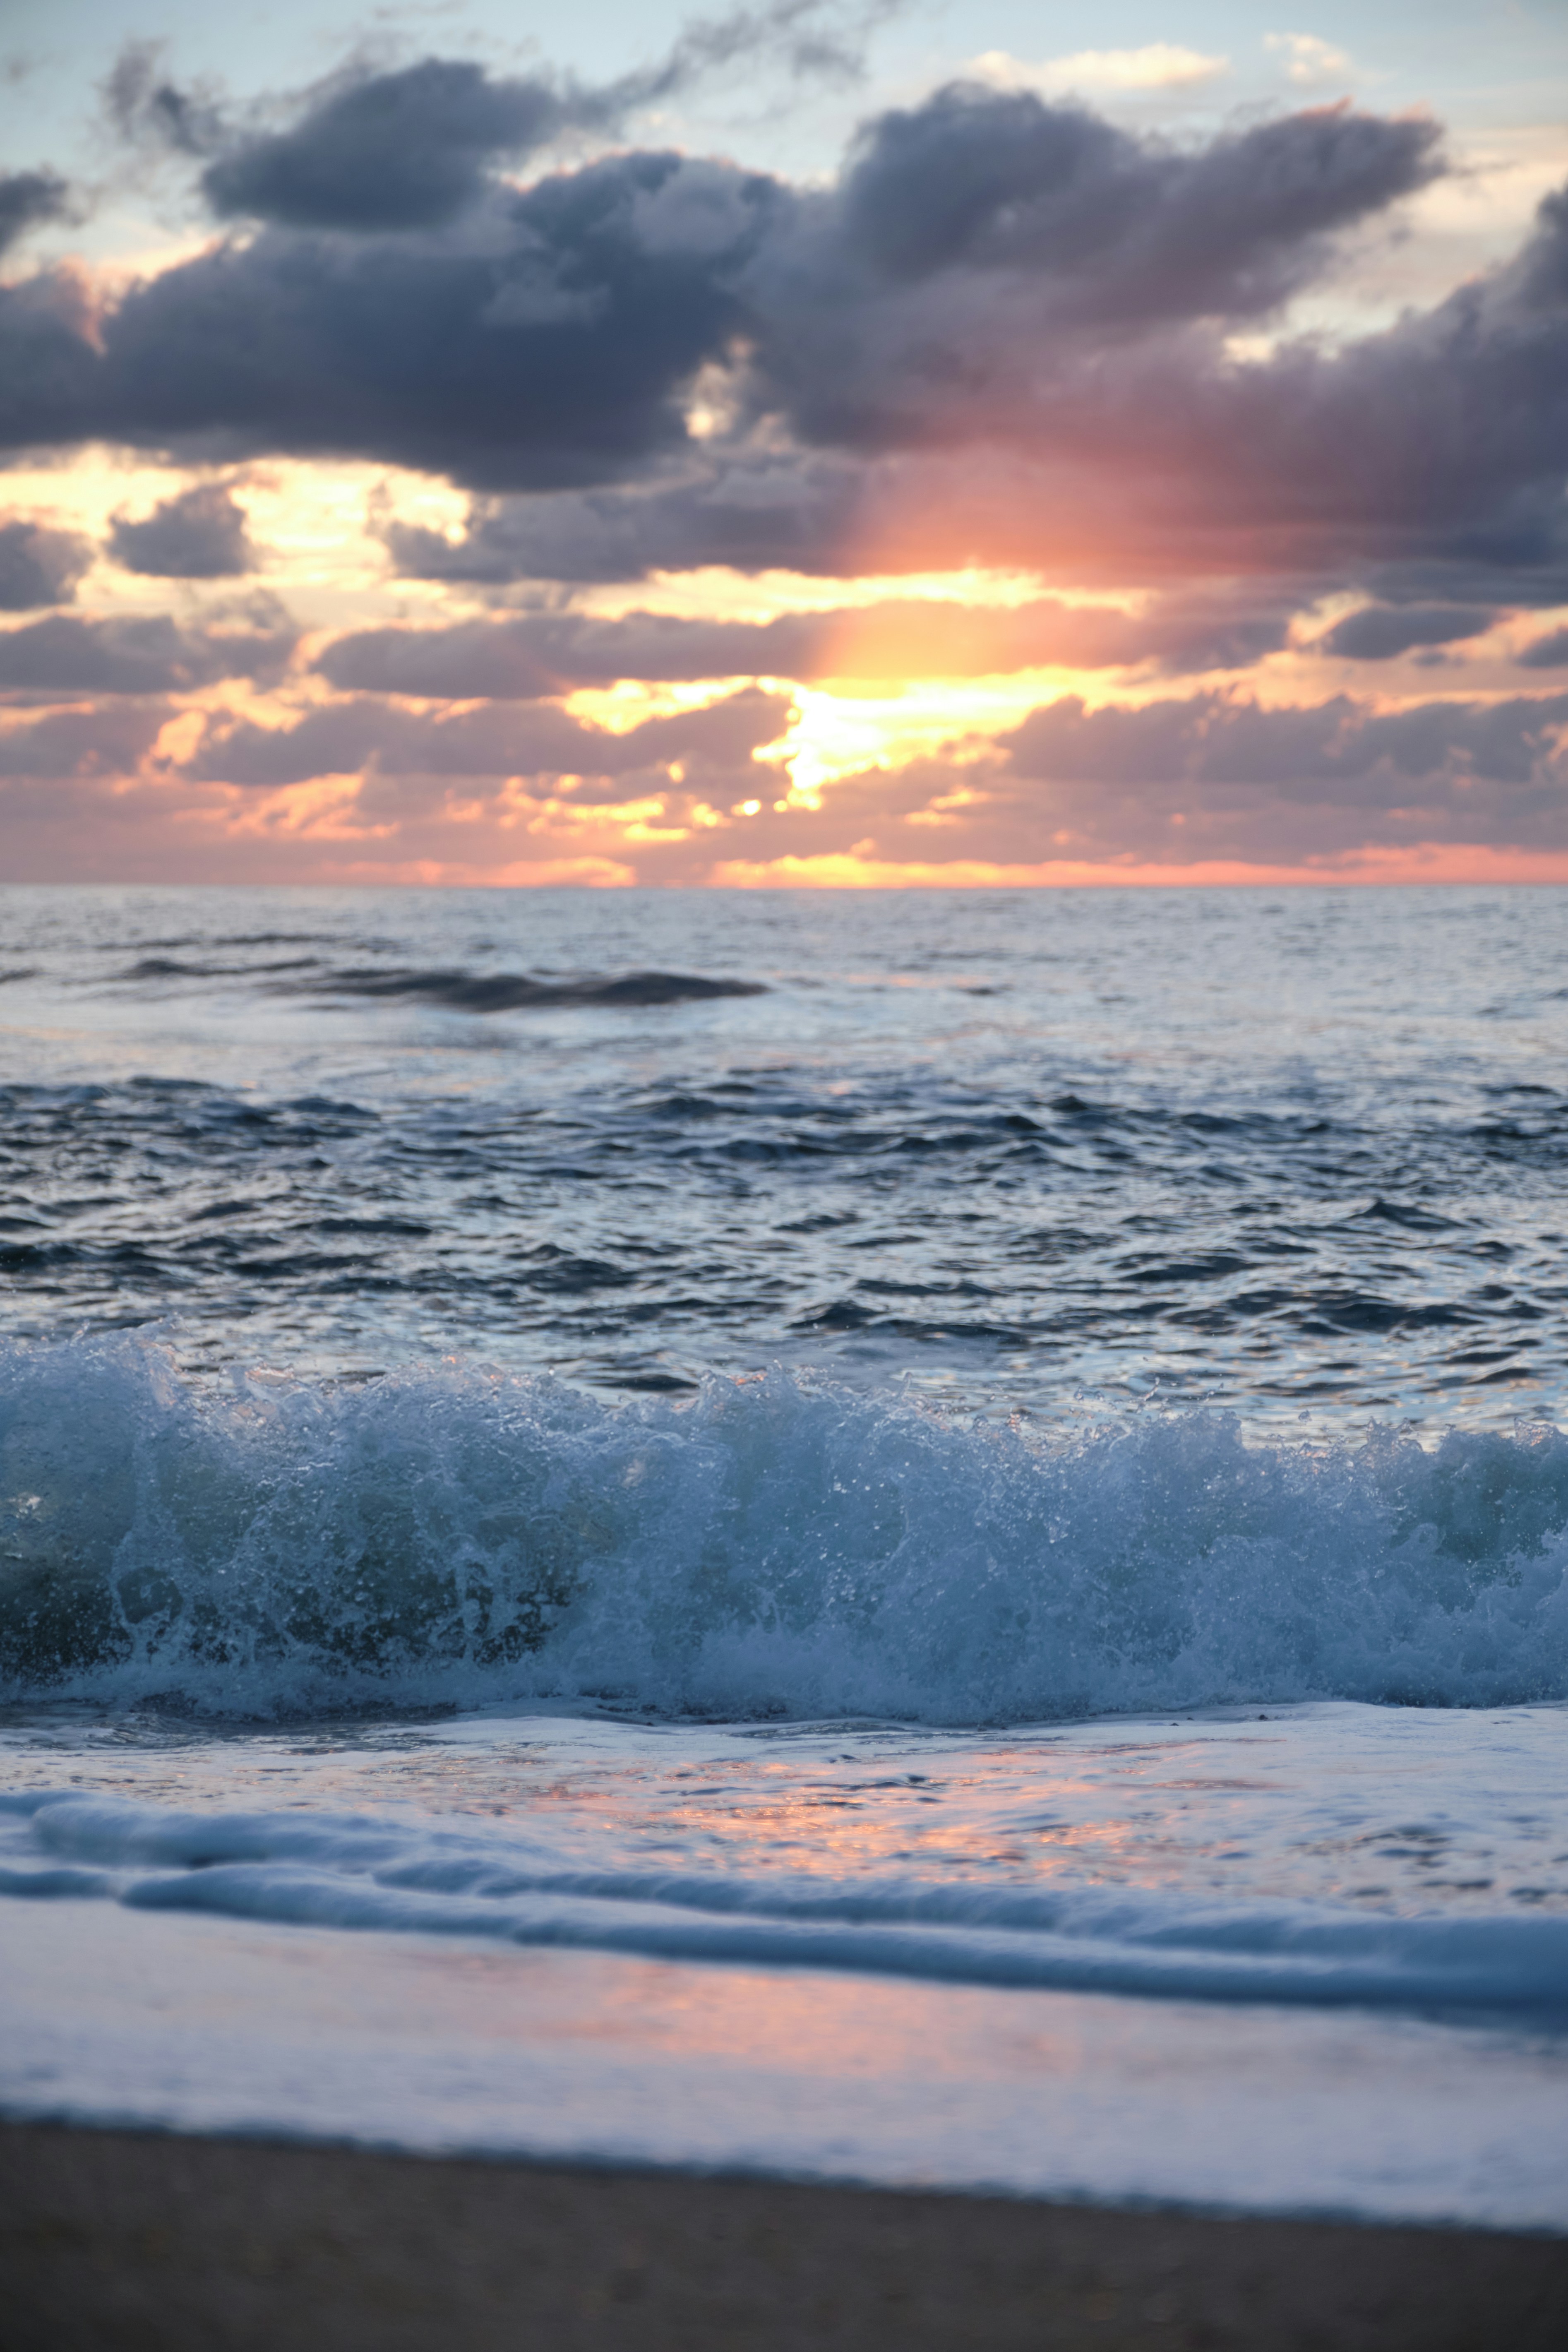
xmin=296 ymin=967 xmax=768 ymax=1011
xmin=121 ymin=956 xmax=321 ymax=980
xmin=128 ymin=932 xmax=332 ymax=951
xmin=113 ymin=959 xmax=768 ymax=1011
xmin=3 ymin=1339 xmax=1567 ymax=1720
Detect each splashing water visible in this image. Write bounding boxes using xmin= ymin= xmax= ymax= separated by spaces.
xmin=5 ymin=1337 xmax=1566 ymax=1721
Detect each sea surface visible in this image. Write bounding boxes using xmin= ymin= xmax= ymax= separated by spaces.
xmin=1 ymin=884 xmax=1566 ymax=2225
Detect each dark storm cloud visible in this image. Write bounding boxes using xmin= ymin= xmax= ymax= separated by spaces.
xmin=0 ymin=519 xmax=92 ymax=610
xmin=1213 ymin=206 xmax=1568 ymax=560
xmin=314 ymin=610 xmax=813 ymax=697
xmin=359 ymin=88 xmax=1562 ymax=601
xmin=1316 ymin=604 xmax=1498 ymax=661
xmin=108 ymin=482 xmax=257 ymax=578
xmin=0 ymin=151 xmax=780 ymax=488
xmin=746 ymin=154 xmax=1568 ymax=598
xmin=374 ymin=457 xmax=870 ymax=582
xmin=0 ymin=85 xmax=1438 ymax=488
xmin=0 ymin=68 xmax=1561 ymax=615
xmin=1004 ymin=690 xmax=1568 ymax=798
xmin=0 ymin=270 xmax=103 ymax=451
xmin=141 ymin=6 xmax=872 ymax=235
xmin=737 ymin=93 xmax=1441 ymax=462
xmin=0 ymin=702 xmax=167 ymax=776
xmin=201 ymin=60 xmax=576 ymax=233
xmin=831 ymin=87 xmax=1437 ymax=314
xmin=379 ymin=453 xmax=1568 ymax=610
xmin=175 ymin=685 xmax=789 ymax=788
xmin=0 ymin=609 xmax=295 ymax=694
xmin=735 ymin=123 xmax=1568 ymax=609
xmin=0 ymin=170 xmax=71 ymax=258
xmin=1519 ymin=626 xmax=1568 ymax=668
xmin=319 ymin=589 xmax=1291 ymax=697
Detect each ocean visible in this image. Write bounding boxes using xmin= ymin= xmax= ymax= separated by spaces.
xmin=2 ymin=883 xmax=1566 ymax=2227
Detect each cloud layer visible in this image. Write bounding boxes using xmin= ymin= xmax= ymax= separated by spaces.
xmin=2 ymin=69 xmax=1557 ymax=591
xmin=108 ymin=482 xmax=258 ymax=578
xmin=2 ymin=48 xmax=1567 ymax=884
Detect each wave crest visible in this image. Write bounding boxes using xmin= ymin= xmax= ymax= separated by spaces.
xmin=3 ymin=1339 xmax=1567 ymax=1719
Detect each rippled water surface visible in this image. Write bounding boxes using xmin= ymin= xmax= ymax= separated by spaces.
xmin=4 ymin=883 xmax=1568 ymax=1425
xmin=4 ymin=887 xmax=1568 ymax=2223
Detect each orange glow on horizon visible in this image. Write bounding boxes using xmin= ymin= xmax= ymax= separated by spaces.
xmin=710 ymin=846 xmax=1568 ymax=889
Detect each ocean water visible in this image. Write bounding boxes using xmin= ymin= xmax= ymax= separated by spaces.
xmin=2 ymin=884 xmax=1566 ymax=2226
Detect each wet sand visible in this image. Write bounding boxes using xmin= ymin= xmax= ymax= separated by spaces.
xmin=2 ymin=2120 xmax=1566 ymax=2352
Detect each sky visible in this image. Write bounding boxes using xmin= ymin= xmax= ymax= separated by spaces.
xmin=1 ymin=0 xmax=1567 ymax=886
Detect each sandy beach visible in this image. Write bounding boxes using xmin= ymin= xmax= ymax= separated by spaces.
xmin=3 ymin=2121 xmax=1566 ymax=2352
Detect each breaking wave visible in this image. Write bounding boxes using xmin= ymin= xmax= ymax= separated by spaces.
xmin=3 ymin=1337 xmax=1568 ymax=1720
xmin=116 ymin=959 xmax=768 ymax=1011
xmin=294 ymin=966 xmax=768 ymax=1011
xmin=8 ymin=1787 xmax=1568 ymax=2011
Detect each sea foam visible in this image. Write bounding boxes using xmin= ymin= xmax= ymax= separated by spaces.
xmin=3 ymin=1336 xmax=1567 ymax=1720
xmin=7 ymin=1783 xmax=1568 ymax=2012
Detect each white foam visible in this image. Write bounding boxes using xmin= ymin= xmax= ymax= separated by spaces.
xmin=4 ymin=1701 xmax=1565 ymax=2220
xmin=5 ymin=1337 xmax=1568 ymax=1720
xmin=1 ymin=1770 xmax=1563 ymax=2014
xmin=6 ymin=1896 xmax=1568 ymax=2227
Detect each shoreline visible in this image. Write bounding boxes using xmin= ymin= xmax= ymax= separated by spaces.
xmin=3 ymin=2121 xmax=1566 ymax=2351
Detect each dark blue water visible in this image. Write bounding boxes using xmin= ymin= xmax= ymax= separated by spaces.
xmin=2 ymin=884 xmax=1566 ymax=1426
